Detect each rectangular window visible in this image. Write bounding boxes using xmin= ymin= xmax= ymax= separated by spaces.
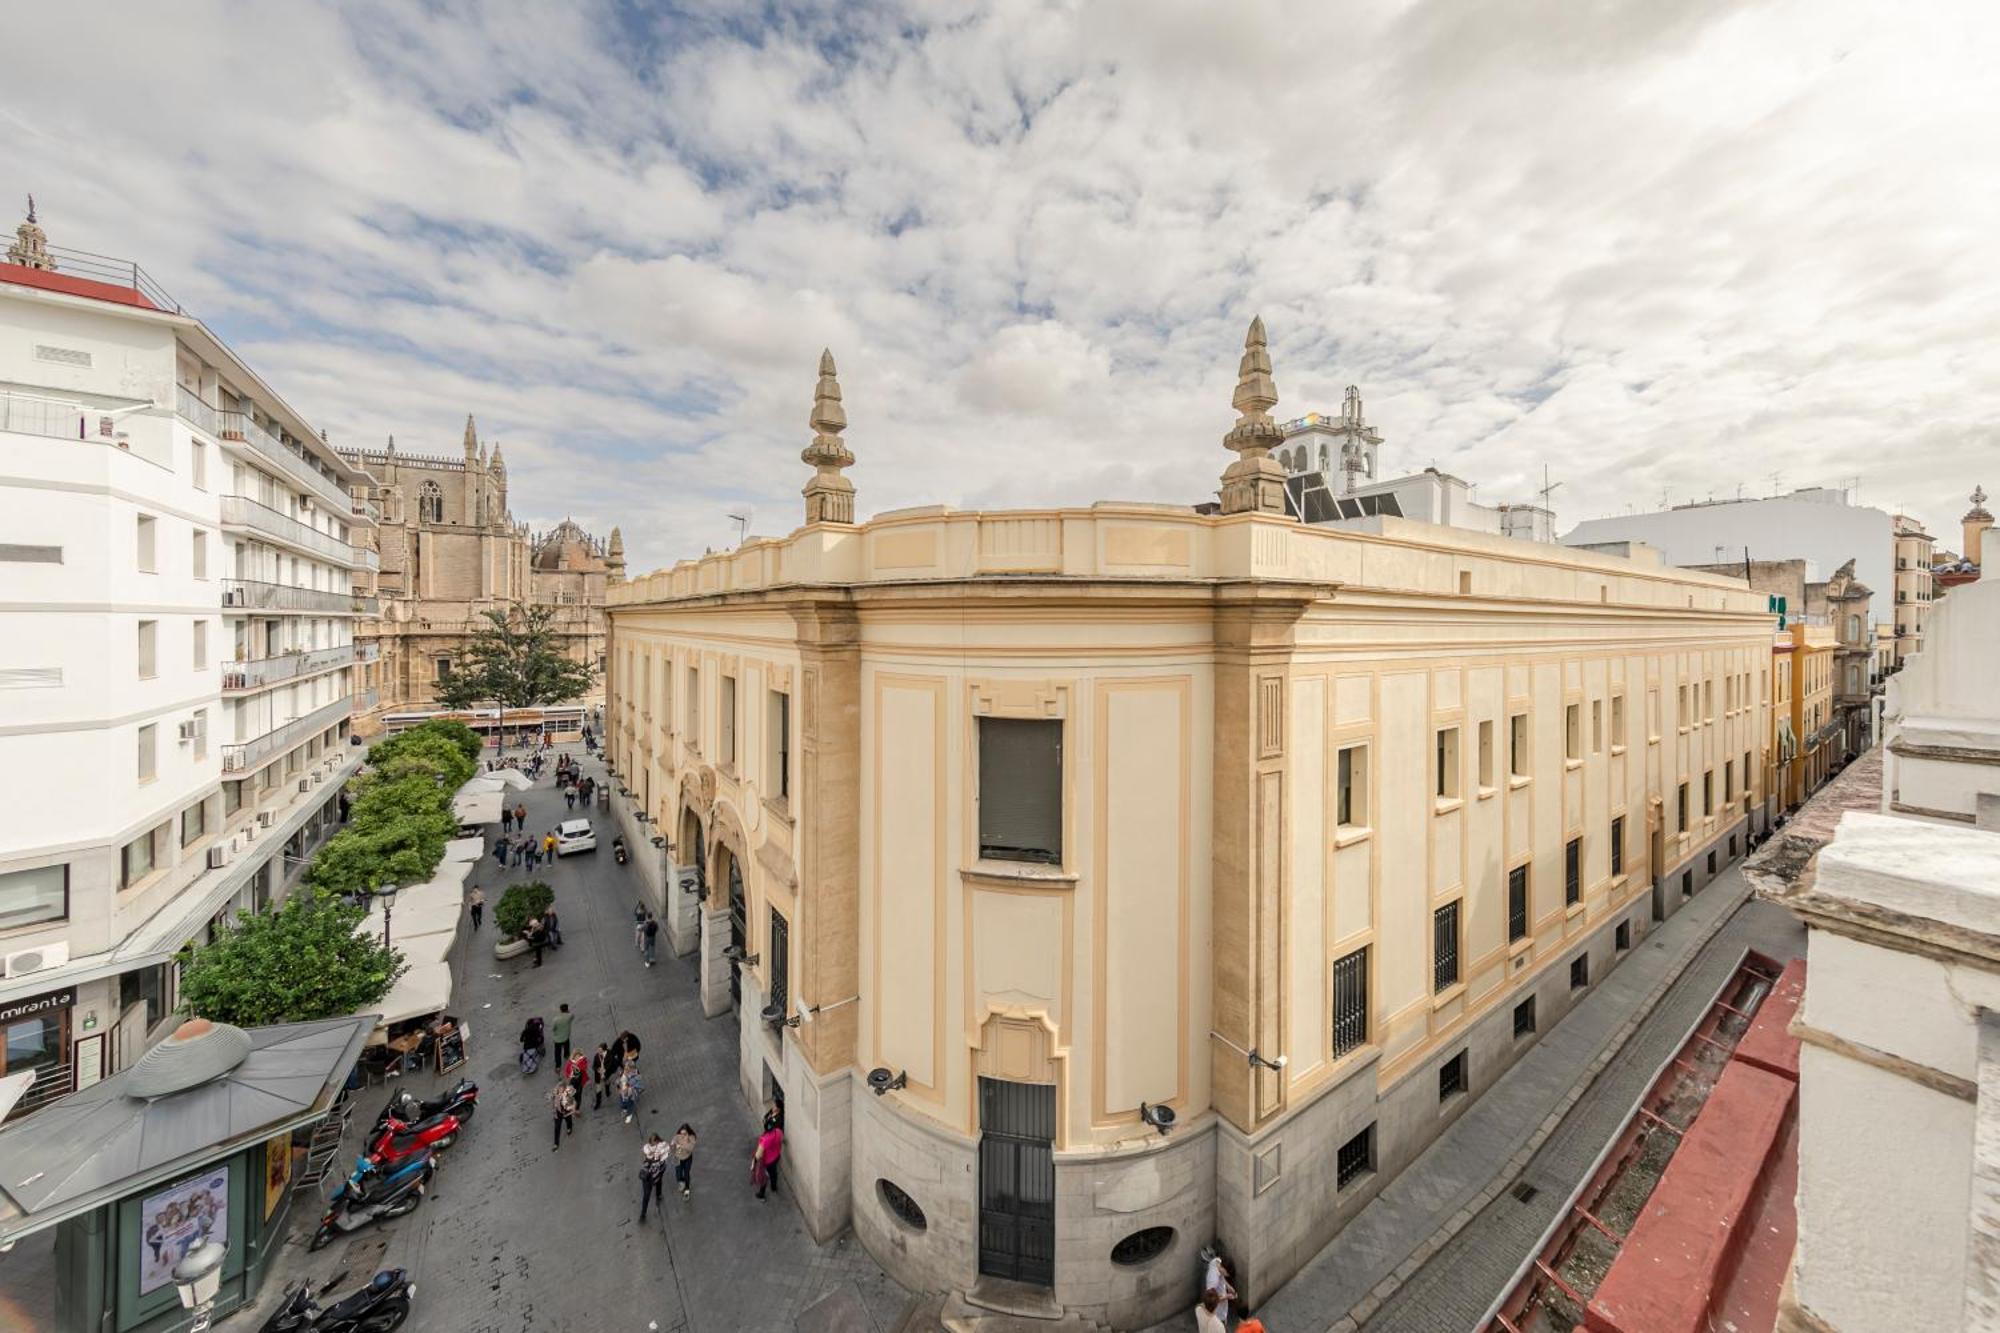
xmin=1708 ymin=850 xmax=1718 ymax=875
xmin=1336 ymin=1125 xmax=1375 ymax=1189
xmin=768 ymin=690 xmax=791 ymax=799
xmin=136 ymin=514 xmax=157 ymax=573
xmin=181 ymin=799 xmax=206 ymax=847
xmin=1743 ymin=751 xmax=1752 ymax=797
xmin=1591 ymin=700 xmax=1603 ymax=753
xmin=1571 ymin=954 xmax=1589 ymax=989
xmin=1682 ymin=870 xmax=1693 ymax=898
xmin=1564 ymin=703 xmax=1580 ymax=760
xmin=137 ymin=620 xmax=157 ymax=679
xmin=1433 ymin=900 xmax=1461 ymax=992
xmin=137 ymin=723 xmax=157 ymax=782
xmin=0 ymin=864 xmax=69 ymax=929
xmin=1565 ymin=837 xmax=1582 ymax=906
xmin=223 ymin=780 xmax=243 ymax=816
xmin=1677 ymin=782 xmax=1689 ymax=832
xmin=1336 ymin=744 xmax=1368 ymax=828
xmin=1477 ymin=720 xmax=1494 ymax=788
xmin=1724 ymin=760 xmax=1735 ymax=803
xmin=978 ymin=717 xmax=1064 ymax=865
xmin=191 ymin=530 xmax=207 ymax=579
xmin=434 ymin=656 xmax=452 ymax=681
xmin=191 ymin=707 xmax=207 ymax=762
xmin=1611 ymin=694 xmax=1625 ymax=744
xmin=660 ymin=659 xmax=673 ymax=734
xmin=1513 ymin=996 xmax=1537 ymax=1038
xmin=1610 ymin=816 xmax=1625 ymax=877
xmin=687 ymin=666 xmax=701 ymax=743
xmin=1677 ymin=683 xmax=1688 ymax=722
xmin=1435 ymin=726 xmax=1460 ymax=800
xmin=1509 ymin=713 xmax=1529 ymax=777
xmin=768 ymin=907 xmax=790 ymax=1022
xmin=720 ymin=675 xmax=737 ymax=766
xmin=1331 ymin=946 xmax=1368 ymax=1057
xmin=192 ymin=619 xmax=207 ymax=670
xmin=1616 ymin=920 xmax=1631 ymax=952
xmin=1703 ymin=771 xmax=1714 ymax=816
xmin=1438 ymin=1051 xmax=1468 ymax=1103
xmin=191 ymin=440 xmax=207 ymax=490
xmin=1507 ymin=865 xmax=1529 ymax=942
xmin=122 ymin=827 xmax=158 ymax=886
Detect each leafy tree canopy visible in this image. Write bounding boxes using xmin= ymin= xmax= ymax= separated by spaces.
xmin=495 ymin=881 xmax=554 ymax=941
xmin=179 ymin=891 xmax=405 ymax=1027
xmin=433 ymin=603 xmax=598 ymax=712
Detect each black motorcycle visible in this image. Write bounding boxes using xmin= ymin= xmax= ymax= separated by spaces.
xmin=613 ymin=837 xmax=628 ymax=865
xmin=309 ymin=1154 xmax=435 ymax=1252
xmin=373 ymin=1078 xmax=478 ymax=1132
xmin=258 ymin=1268 xmax=416 ymax=1332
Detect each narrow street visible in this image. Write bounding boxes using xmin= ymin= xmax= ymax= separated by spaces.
xmin=255 ymin=749 xmax=909 ymax=1333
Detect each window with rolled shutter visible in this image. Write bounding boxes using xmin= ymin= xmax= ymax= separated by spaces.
xmin=977 ymin=718 xmax=1063 ymax=864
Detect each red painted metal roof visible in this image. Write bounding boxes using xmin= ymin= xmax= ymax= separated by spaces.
xmin=1733 ymin=958 xmax=1804 ymax=1082
xmin=0 ymin=260 xmax=159 ymax=310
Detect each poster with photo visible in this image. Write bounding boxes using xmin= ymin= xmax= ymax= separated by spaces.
xmin=137 ymin=1167 xmax=229 ymax=1296
xmin=263 ymin=1130 xmax=292 ymax=1219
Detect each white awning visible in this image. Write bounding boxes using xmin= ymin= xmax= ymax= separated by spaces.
xmin=453 ymin=786 xmax=504 ymax=825
xmin=485 ymin=767 xmax=533 ymax=790
xmin=359 ymin=895 xmax=461 ymax=942
xmin=372 ymin=962 xmax=452 ymax=1026
xmin=442 ymin=836 xmax=486 ymax=864
xmin=390 ymin=929 xmax=456 ymax=967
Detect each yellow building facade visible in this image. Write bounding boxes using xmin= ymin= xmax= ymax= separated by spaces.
xmin=603 ymin=332 xmax=1772 ymax=1325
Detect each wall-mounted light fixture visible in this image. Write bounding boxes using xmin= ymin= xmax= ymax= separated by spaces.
xmin=867 ymin=1067 xmax=908 ymax=1096
xmin=723 ymin=945 xmax=760 ymax=967
xmin=1139 ymin=1102 xmax=1177 ymax=1136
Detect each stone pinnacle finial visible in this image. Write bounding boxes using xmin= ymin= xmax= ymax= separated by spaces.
xmin=25 ymin=193 xmax=35 ymax=225
xmin=462 ymin=413 xmax=478 ymax=457
xmin=802 ymin=348 xmax=856 ymax=525
xmin=1218 ymin=315 xmax=1290 ymax=516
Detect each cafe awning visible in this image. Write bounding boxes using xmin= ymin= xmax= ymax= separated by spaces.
xmin=372 ymin=962 xmax=453 ymax=1027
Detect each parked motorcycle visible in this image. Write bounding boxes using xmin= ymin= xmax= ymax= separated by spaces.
xmin=258 ymin=1268 xmax=417 ymax=1332
xmin=309 ymin=1154 xmax=435 ymax=1251
xmin=373 ymin=1078 xmax=478 ymax=1132
xmin=366 ymin=1109 xmax=462 ymax=1165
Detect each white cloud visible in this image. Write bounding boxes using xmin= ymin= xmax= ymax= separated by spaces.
xmin=3 ymin=0 xmax=1995 ymax=570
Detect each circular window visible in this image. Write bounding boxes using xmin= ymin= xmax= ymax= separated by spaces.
xmin=1111 ymin=1225 xmax=1176 ymax=1267
xmin=876 ymin=1178 xmax=927 ymax=1232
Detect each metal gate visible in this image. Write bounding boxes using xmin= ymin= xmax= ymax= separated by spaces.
xmin=977 ymin=1077 xmax=1056 ymax=1287
xmin=727 ymin=855 xmax=746 ymax=1009
xmin=769 ymin=909 xmax=790 ymax=1019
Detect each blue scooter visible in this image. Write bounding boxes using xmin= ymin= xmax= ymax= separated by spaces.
xmin=308 ymin=1151 xmax=436 ymax=1251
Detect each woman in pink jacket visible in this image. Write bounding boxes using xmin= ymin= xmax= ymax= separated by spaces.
xmin=752 ymin=1124 xmax=784 ymax=1199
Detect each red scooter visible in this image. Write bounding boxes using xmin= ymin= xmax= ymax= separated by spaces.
xmin=366 ymin=1109 xmax=462 ymax=1166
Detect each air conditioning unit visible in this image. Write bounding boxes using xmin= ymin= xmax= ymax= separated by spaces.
xmin=298 ymin=779 xmax=311 ymax=794
xmin=311 ymin=771 xmax=324 ymax=786
xmin=177 ymin=720 xmax=200 ymax=744
xmin=207 ymin=844 xmax=230 ymax=869
xmin=223 ymin=586 xmax=245 ymax=607
xmin=259 ymin=811 xmax=277 ymax=828
xmin=3 ymin=941 xmax=69 ymax=979
xmin=241 ymin=823 xmax=255 ymax=842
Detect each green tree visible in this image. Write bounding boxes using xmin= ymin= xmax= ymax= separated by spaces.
xmin=178 ymin=891 xmax=405 ymax=1027
xmin=433 ymin=603 xmax=598 ymax=744
xmin=494 ymin=881 xmax=554 ymax=941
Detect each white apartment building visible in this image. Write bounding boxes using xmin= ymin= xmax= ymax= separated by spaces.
xmin=0 ymin=210 xmax=376 ymax=1117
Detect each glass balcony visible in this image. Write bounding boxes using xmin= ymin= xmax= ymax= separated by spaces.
xmin=221 ymin=579 xmax=370 ymax=615
xmin=220 ymin=496 xmax=369 ymax=568
xmin=221 ymin=697 xmax=352 ymax=773
xmin=222 ymin=643 xmax=358 ymax=692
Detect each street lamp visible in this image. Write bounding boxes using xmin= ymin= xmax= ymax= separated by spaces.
xmin=376 ymin=883 xmax=399 ymax=950
xmin=171 ymin=1238 xmax=228 ymax=1332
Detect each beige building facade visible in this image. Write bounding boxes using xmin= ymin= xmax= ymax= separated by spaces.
xmin=338 ymin=420 xmax=620 ymax=728
xmin=1888 ymin=512 xmax=1935 ymax=670
xmin=604 ymin=333 xmax=1772 ymax=1325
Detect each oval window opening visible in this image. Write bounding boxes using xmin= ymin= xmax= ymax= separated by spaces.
xmin=877 ymin=1178 xmax=927 ymax=1231
xmin=1111 ymin=1225 xmax=1176 ymax=1267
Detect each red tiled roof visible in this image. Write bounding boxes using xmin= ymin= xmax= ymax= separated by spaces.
xmin=0 ymin=260 xmax=159 ymax=310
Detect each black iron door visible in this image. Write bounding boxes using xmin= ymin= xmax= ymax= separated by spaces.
xmin=977 ymin=1077 xmax=1056 ymax=1287
xmin=727 ymin=855 xmax=746 ymax=1009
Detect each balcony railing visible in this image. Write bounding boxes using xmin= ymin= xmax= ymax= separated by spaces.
xmin=174 ymin=386 xmax=357 ymax=519
xmin=221 ymin=579 xmax=371 ymax=615
xmin=2 ymin=1061 xmax=73 ymax=1123
xmin=2 ymin=388 xmax=107 ymax=441
xmin=35 ymin=243 xmax=184 ymax=312
xmin=222 ymin=643 xmax=358 ymax=692
xmin=221 ymin=696 xmax=352 ymax=773
xmin=220 ymin=496 xmax=368 ymax=568
xmin=353 ymin=497 xmax=382 ymax=523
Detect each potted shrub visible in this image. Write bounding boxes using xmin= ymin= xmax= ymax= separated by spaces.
xmin=493 ymin=881 xmax=554 ymax=960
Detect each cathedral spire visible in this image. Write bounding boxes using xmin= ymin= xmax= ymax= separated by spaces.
xmin=607 ymin=526 xmax=627 ymax=584
xmin=1218 ymin=315 xmax=1289 ymax=516
xmin=801 ymin=348 xmax=855 ymax=525
xmin=462 ymin=413 xmax=478 ymax=462
xmin=7 ymin=195 xmax=54 ymax=272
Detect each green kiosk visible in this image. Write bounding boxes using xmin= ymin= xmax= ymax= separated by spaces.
xmin=0 ymin=1015 xmax=372 ymax=1332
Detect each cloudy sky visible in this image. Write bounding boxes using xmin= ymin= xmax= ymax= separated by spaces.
xmin=4 ymin=1 xmax=1994 ymax=572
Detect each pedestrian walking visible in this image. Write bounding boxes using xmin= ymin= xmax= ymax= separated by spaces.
xmin=502 ymin=805 xmax=514 ymax=834
xmin=1194 ymin=1289 xmax=1225 ymax=1333
xmin=526 ymin=841 xmax=540 ymax=873
xmin=591 ymin=1042 xmax=615 ymax=1110
xmin=515 ymin=803 xmax=527 ymax=829
xmin=752 ymin=1122 xmax=784 ymax=1199
xmin=762 ymin=1098 xmax=785 ymax=1133
xmin=1203 ymin=1255 xmax=1237 ymax=1325
xmin=492 ymin=836 xmax=508 ymax=870
xmin=670 ymin=1123 xmax=697 ymax=1197
xmin=551 ymin=1003 xmax=573 ymax=1068
xmin=564 ymin=786 xmax=577 ymax=811
xmin=616 ymin=1060 xmax=645 ymax=1124
xmin=528 ymin=916 xmax=547 ymax=968
xmin=514 ymin=838 xmax=528 ymax=869
xmin=639 ymin=1133 xmax=670 ymax=1221
xmin=549 ymin=1077 xmax=578 ymax=1150
xmin=468 ymin=885 xmax=485 ymax=930
xmin=634 ymin=903 xmax=647 ymax=952
xmin=642 ymin=913 xmax=658 ymax=967
xmin=543 ymin=906 xmax=563 ymax=949
xmin=519 ymin=1016 xmax=545 ymax=1075
xmin=565 ymin=1049 xmax=589 ymax=1103
xmin=543 ymin=831 xmax=558 ymax=860
xmin=614 ymin=1030 xmax=642 ymax=1068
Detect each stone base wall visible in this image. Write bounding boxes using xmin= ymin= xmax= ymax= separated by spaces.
xmin=730 ymin=972 xmax=854 ymax=1241
xmin=698 ymin=906 xmax=731 ymax=1018
xmin=662 ymin=861 xmax=700 ymax=956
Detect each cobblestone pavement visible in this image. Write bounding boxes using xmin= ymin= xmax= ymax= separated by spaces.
xmin=244 ymin=748 xmax=911 ymax=1333
xmin=1243 ymin=865 xmax=1805 ymax=1333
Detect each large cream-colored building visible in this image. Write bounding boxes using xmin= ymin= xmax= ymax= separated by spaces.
xmin=604 ymin=327 xmax=1772 ymax=1326
xmin=1888 ymin=511 xmax=1934 ymax=669
xmin=338 ymin=420 xmax=621 ymax=729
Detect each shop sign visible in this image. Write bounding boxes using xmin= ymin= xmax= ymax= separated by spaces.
xmin=0 ymin=986 xmax=75 ymax=1024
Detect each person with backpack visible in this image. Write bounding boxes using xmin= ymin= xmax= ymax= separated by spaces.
xmin=549 ymin=1076 xmax=578 ymax=1150
xmin=670 ymin=1123 xmax=697 ymax=1197
xmin=642 ymin=914 xmax=659 ymax=967
xmin=639 ymin=1133 xmax=670 ymax=1221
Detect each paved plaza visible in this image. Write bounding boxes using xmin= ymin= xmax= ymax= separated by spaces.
xmin=238 ymin=750 xmax=912 ymax=1333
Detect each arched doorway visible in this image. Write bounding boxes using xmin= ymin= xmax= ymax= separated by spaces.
xmin=709 ymin=843 xmax=747 ymax=1011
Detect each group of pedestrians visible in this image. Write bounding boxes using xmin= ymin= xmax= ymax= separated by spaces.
xmin=541 ymin=1022 xmax=654 ymax=1150
xmin=493 ymin=824 xmax=561 ymax=875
